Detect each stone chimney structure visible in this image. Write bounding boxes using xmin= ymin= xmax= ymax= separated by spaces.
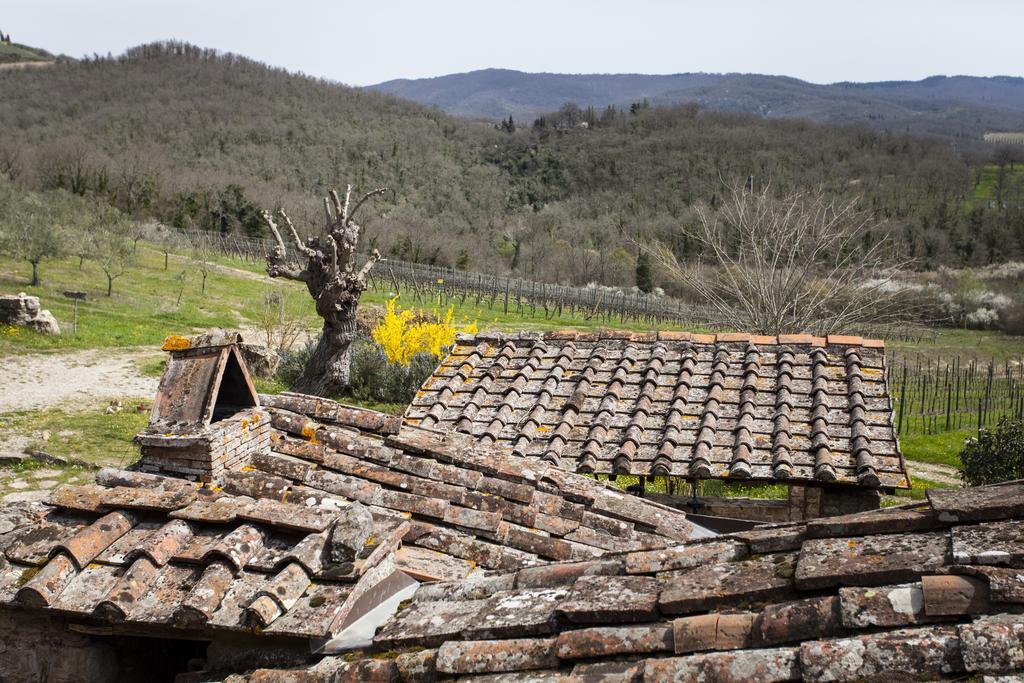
xmin=134 ymin=331 xmax=270 ymax=481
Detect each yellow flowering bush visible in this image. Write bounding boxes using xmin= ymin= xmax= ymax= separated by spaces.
xmin=372 ymin=297 xmax=476 ymax=366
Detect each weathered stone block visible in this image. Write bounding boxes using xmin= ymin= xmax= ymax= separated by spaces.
xmin=514 ymin=560 xmax=622 ymax=589
xmin=805 ymin=505 xmax=939 ymax=539
xmin=959 ymin=615 xmax=1024 ymax=673
xmin=625 ymin=539 xmax=747 ymax=574
xmin=554 ymin=624 xmax=673 ymax=660
xmin=373 ymin=597 xmax=488 ymax=649
xmin=558 ymin=575 xmax=658 ymax=624
xmin=462 ymin=587 xmax=570 ymax=639
xmin=0 ymin=293 xmax=40 ymax=325
xmin=952 ymin=520 xmax=1024 ymax=566
xmin=733 ymin=525 xmax=807 ymax=553
xmin=436 ymin=637 xmax=557 ymax=675
xmin=641 ymin=647 xmax=800 ymax=683
xmin=658 ymin=552 xmax=797 ymax=615
xmin=239 ymin=343 xmax=280 ymax=378
xmin=928 ymin=483 xmax=1024 ymax=523
xmin=839 ymin=583 xmax=932 ymax=628
xmin=795 ymin=530 xmax=949 ymax=590
xmin=800 ymin=626 xmax=964 ymax=681
xmin=27 ymin=309 xmax=60 ymax=335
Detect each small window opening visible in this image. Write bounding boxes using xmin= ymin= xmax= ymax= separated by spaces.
xmin=211 ymin=350 xmax=257 ymax=422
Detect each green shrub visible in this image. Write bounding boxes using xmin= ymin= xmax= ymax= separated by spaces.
xmin=959 ymin=417 xmax=1024 ymax=486
xmin=276 ymin=339 xmax=316 ymax=389
xmin=348 ymin=339 xmax=437 ymax=405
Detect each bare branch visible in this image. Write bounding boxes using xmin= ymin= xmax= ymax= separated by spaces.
xmin=355 ymin=248 xmax=382 ymax=284
xmin=324 ymin=197 xmax=335 ymax=226
xmin=260 ymin=209 xmax=287 ymax=254
xmin=278 ymin=209 xmax=314 ymax=257
xmin=342 ymin=184 xmax=352 ymax=223
xmin=347 ymin=187 xmax=388 ymax=223
xmin=328 ymin=189 xmax=344 ymax=221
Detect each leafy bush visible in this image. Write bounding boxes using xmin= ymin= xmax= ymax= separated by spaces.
xmin=276 ymin=339 xmax=316 ymax=389
xmin=959 ymin=418 xmax=1024 ymax=486
xmin=348 ymin=339 xmax=438 ymax=404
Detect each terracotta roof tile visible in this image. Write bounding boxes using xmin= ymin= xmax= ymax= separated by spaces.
xmin=795 ymin=530 xmax=950 ymax=590
xmin=436 ymin=637 xmax=558 ymax=675
xmin=407 ymin=332 xmax=905 ymax=487
xmin=558 ymin=575 xmax=658 ymax=624
xmin=229 ymin=479 xmax=1024 ymax=682
xmin=799 ymin=626 xmax=963 ymax=680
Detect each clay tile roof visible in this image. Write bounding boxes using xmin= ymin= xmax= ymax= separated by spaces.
xmin=0 ymin=391 xmax=702 ymax=650
xmin=238 ymin=479 xmax=1024 ymax=681
xmin=407 ymin=331 xmax=906 ymax=488
xmin=0 ymin=474 xmax=410 ymax=639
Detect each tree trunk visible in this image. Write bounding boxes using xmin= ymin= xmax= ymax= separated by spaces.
xmin=107 ymin=274 xmax=113 ymax=296
xmin=291 ymin=318 xmax=357 ymax=396
xmin=30 ymin=261 xmax=39 ymax=286
xmin=261 ymin=186 xmax=387 ymax=399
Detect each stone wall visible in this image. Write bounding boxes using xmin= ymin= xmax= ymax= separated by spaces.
xmin=0 ymin=610 xmax=118 ymax=683
xmin=650 ymin=483 xmax=882 ymax=524
xmin=788 ymin=484 xmax=881 ymax=521
xmin=138 ymin=408 xmax=271 ymax=481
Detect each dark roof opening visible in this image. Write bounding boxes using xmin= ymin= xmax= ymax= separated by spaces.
xmin=211 ymin=348 xmax=258 ymax=422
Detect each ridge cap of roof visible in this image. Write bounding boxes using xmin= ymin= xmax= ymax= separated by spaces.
xmin=454 ymin=330 xmax=885 ymax=349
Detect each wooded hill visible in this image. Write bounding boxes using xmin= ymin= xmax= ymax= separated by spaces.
xmin=369 ymin=69 xmax=1024 ymax=145
xmin=0 ymin=41 xmax=1021 ymax=291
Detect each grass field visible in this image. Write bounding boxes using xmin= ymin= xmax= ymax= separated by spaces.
xmin=969 ymin=163 xmax=1024 ymax=209
xmin=0 ymin=245 xmax=673 ymax=356
xmin=0 ymin=43 xmax=47 ymax=63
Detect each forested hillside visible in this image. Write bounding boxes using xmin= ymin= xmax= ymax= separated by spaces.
xmin=1 ymin=42 xmax=1022 ymax=290
xmin=369 ymin=69 xmax=1024 ymax=144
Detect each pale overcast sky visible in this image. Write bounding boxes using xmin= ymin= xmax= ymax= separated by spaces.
xmin=5 ymin=0 xmax=1022 ymax=86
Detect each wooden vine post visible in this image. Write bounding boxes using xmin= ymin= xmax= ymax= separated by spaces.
xmin=261 ymin=185 xmax=386 ymax=397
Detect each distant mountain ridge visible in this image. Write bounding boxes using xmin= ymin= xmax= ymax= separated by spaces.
xmin=367 ymin=69 xmax=1024 ymax=140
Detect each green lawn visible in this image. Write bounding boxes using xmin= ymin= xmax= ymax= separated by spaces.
xmin=0 ymin=244 xmax=681 ymax=357
xmin=0 ymin=400 xmax=149 ymax=469
xmin=899 ymin=429 xmax=972 ymax=468
xmin=0 ymin=246 xmax=289 ymax=354
xmin=888 ymin=328 xmax=1024 ymax=364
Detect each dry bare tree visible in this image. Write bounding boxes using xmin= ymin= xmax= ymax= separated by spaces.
xmin=261 ymin=184 xmax=386 ymax=396
xmin=650 ymin=183 xmax=912 ymax=335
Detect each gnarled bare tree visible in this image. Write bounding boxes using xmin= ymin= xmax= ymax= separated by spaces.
xmin=261 ymin=185 xmax=386 ymax=396
xmin=648 ymin=183 xmax=915 ymax=335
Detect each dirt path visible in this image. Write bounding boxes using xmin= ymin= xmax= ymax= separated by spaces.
xmin=905 ymin=460 xmax=962 ymax=487
xmin=0 ymin=348 xmax=161 ymax=414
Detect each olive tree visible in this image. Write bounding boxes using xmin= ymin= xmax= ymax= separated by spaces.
xmin=261 ymin=185 xmax=386 ymax=396
xmin=88 ymin=206 xmax=135 ymax=296
xmin=0 ymin=182 xmax=67 ymax=286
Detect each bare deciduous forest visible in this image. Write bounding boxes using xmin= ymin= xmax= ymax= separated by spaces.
xmin=0 ymin=41 xmax=1022 ymax=295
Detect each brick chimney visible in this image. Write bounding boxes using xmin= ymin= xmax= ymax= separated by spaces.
xmin=134 ymin=331 xmax=270 ymax=481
